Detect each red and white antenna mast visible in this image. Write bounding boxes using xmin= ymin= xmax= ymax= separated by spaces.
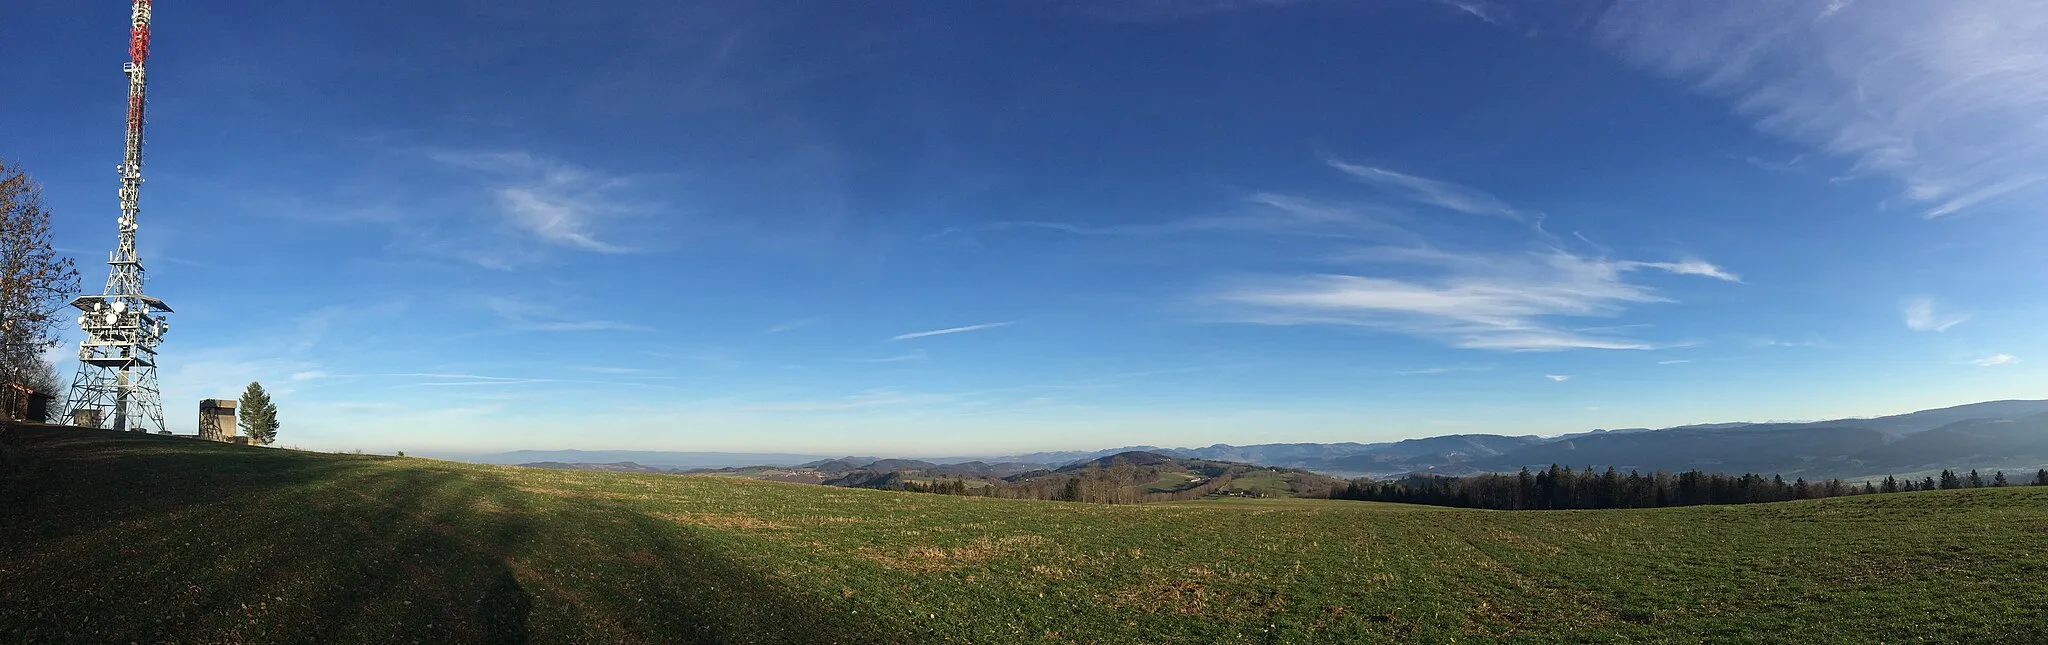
xmin=122 ymin=0 xmax=152 ymax=211
xmin=66 ymin=0 xmax=174 ymax=433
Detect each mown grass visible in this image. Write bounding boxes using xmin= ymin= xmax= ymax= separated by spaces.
xmin=2 ymin=424 xmax=2044 ymax=643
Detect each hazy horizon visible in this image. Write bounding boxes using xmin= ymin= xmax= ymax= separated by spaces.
xmin=417 ymin=395 xmax=2045 ymax=459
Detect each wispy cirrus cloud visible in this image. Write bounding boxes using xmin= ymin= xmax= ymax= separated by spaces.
xmin=1434 ymin=0 xmax=1509 ymax=25
xmin=1749 ymin=335 xmax=1832 ymax=349
xmin=1744 ymin=154 xmax=1806 ymax=173
xmin=578 ymin=366 xmax=646 ymax=374
xmin=1656 ymin=359 xmax=1691 ymax=365
xmin=1903 ymin=297 xmax=1969 ymax=332
xmin=414 ymin=378 xmax=561 ymax=387
xmin=481 ymin=295 xmax=651 ymax=333
xmin=1327 ymin=160 xmax=1521 ymax=219
xmin=950 ymin=193 xmax=1412 ymax=245
xmin=1071 ymin=0 xmax=1307 ymax=22
xmin=429 ymin=150 xmax=643 ymax=253
xmin=1215 ymin=247 xmax=1735 ymax=351
xmin=1594 ymin=0 xmax=2048 ymax=218
xmin=764 ymin=317 xmax=818 ymax=334
xmin=1628 ymin=259 xmax=1742 ymax=283
xmin=330 ymin=372 xmax=677 ymax=390
xmin=1394 ymin=365 xmax=1492 ymax=375
xmin=851 ymin=350 xmax=929 ymax=363
xmin=1968 ymin=354 xmax=2019 ymax=367
xmin=890 ymin=322 xmax=1013 ymax=341
xmin=1201 ymin=165 xmax=1735 ymax=352
xmin=1544 ymin=374 xmax=1571 ymax=382
xmin=743 ymin=389 xmax=962 ymax=413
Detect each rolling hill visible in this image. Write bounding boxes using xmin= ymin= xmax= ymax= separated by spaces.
xmin=982 ymin=399 xmax=2048 ymax=479
xmin=681 ymin=450 xmax=1349 ymax=502
xmin=991 ymin=451 xmax=1350 ymax=502
xmin=4 ymin=423 xmax=2045 ymax=643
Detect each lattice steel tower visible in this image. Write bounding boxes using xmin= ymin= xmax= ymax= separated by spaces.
xmin=67 ymin=0 xmax=173 ymax=433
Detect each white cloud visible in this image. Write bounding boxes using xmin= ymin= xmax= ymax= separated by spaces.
xmin=764 ymin=317 xmax=818 ymax=333
xmin=514 ymin=320 xmax=651 ymax=332
xmin=970 ymin=193 xmax=1410 ymax=242
xmin=1626 ymin=259 xmax=1743 ymax=283
xmin=1903 ymin=297 xmax=1970 ymax=332
xmin=496 ymin=187 xmax=629 ymax=253
xmin=1744 ymin=154 xmax=1806 ymax=173
xmin=1594 ymin=0 xmax=2048 ymax=218
xmin=852 ymin=350 xmax=929 ymax=363
xmin=1545 ymin=374 xmax=1571 ymax=381
xmin=429 ymin=150 xmax=639 ymax=253
xmin=1970 ymin=354 xmax=2018 ymax=367
xmin=1214 ymin=248 xmax=1730 ymax=351
xmin=890 ymin=322 xmax=1013 ymax=341
xmin=1326 ymin=160 xmax=1521 ymax=219
xmin=481 ymin=295 xmax=650 ymax=333
xmin=1075 ymin=0 xmax=1307 ymax=22
xmin=1435 ymin=0 xmax=1509 ymax=25
xmin=1656 ymin=359 xmax=1691 ymax=365
xmin=288 ymin=370 xmax=331 ymax=381
xmin=332 ymin=372 xmax=677 ymax=390
xmin=743 ymin=389 xmax=962 ymax=413
xmin=414 ymin=378 xmax=560 ymax=387
xmin=1197 ymin=165 xmax=1736 ymax=352
xmin=1750 ymin=336 xmax=1831 ymax=349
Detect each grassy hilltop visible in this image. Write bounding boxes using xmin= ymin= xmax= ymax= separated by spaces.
xmin=2 ymin=425 xmax=2044 ymax=643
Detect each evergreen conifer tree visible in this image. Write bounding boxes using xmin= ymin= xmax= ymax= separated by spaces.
xmin=237 ymin=381 xmax=280 ymax=445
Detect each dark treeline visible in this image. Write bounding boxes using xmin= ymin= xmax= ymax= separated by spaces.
xmin=899 ymin=479 xmax=971 ymax=495
xmin=1333 ymin=465 xmax=2048 ymax=511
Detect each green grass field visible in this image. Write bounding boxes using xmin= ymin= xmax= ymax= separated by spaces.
xmin=3 ymin=424 xmax=2044 ymax=643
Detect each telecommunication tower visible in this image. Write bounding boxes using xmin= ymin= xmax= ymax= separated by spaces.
xmin=66 ymin=0 xmax=173 ymax=433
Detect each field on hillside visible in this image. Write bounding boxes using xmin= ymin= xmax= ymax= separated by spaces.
xmin=3 ymin=425 xmax=2045 ymax=643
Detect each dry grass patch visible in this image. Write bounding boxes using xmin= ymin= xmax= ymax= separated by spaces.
xmin=859 ymin=535 xmax=1049 ymax=573
xmin=1102 ymin=568 xmax=1286 ymax=619
xmin=655 ymin=511 xmax=790 ymax=531
xmin=1484 ymin=527 xmax=1567 ymax=556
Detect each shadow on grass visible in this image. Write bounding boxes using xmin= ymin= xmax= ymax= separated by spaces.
xmin=0 ymin=423 xmax=897 ymax=643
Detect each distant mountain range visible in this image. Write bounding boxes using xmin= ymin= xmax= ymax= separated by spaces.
xmin=498 ymin=399 xmax=2048 ymax=482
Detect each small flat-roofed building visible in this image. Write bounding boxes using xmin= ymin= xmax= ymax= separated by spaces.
xmin=198 ymin=399 xmax=237 ymax=442
xmin=2 ymin=383 xmax=56 ymax=423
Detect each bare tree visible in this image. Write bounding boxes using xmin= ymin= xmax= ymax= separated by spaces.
xmin=0 ymin=160 xmax=81 ymax=390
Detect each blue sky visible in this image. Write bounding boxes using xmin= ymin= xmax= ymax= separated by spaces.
xmin=3 ymin=0 xmax=2044 ymax=455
